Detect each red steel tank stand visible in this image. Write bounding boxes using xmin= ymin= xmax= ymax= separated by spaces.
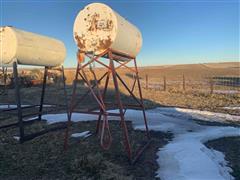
xmin=64 ymin=48 xmax=151 ymax=164
xmin=0 ymin=62 xmax=69 ymax=143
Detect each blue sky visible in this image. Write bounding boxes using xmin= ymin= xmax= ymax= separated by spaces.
xmin=1 ymin=0 xmax=239 ymax=67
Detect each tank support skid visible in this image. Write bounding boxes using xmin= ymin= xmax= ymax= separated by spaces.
xmin=0 ymin=63 xmax=69 ymax=143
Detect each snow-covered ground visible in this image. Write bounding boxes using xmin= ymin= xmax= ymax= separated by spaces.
xmin=0 ymin=104 xmax=29 ymax=109
xmin=39 ymin=107 xmax=240 ymax=180
xmin=222 ymin=106 xmax=240 ymax=110
xmin=0 ymin=104 xmax=53 ymax=110
xmin=13 ymin=136 xmax=20 ymax=141
xmin=214 ymin=90 xmax=239 ymax=94
xmin=153 ymin=107 xmax=240 ymax=123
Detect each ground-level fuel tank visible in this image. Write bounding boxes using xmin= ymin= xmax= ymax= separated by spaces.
xmin=0 ymin=26 xmax=66 ymax=67
xmin=73 ymin=3 xmax=142 ymax=57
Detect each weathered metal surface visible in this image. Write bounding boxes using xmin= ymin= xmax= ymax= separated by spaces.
xmin=73 ymin=3 xmax=142 ymax=57
xmin=0 ymin=26 xmax=66 ymax=67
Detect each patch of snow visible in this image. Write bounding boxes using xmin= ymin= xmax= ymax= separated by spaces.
xmin=42 ymin=113 xmax=99 ymax=124
xmin=214 ymin=90 xmax=239 ymax=94
xmin=13 ymin=136 xmax=20 ymax=141
xmin=71 ymin=131 xmax=91 ymax=138
xmin=0 ymin=104 xmax=54 ymax=110
xmin=42 ymin=104 xmax=54 ymax=107
xmin=223 ymin=107 xmax=240 ymax=110
xmin=153 ymin=107 xmax=240 ymax=123
xmin=153 ymin=127 xmax=238 ymax=180
xmin=0 ymin=104 xmax=29 ymax=109
xmin=37 ymin=108 xmax=240 ymax=180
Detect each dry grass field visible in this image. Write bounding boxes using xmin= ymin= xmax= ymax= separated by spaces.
xmin=138 ymin=62 xmax=240 ymax=80
xmin=65 ymin=61 xmax=240 ymax=83
xmin=63 ymin=61 xmax=240 ymax=115
xmin=0 ymin=61 xmax=239 ymax=179
xmin=2 ymin=61 xmax=237 ymax=114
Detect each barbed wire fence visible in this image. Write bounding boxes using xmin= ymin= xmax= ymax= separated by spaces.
xmin=140 ymin=74 xmax=240 ymax=95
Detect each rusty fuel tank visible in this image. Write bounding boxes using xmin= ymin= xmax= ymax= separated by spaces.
xmin=0 ymin=26 xmax=66 ymax=67
xmin=73 ymin=3 xmax=142 ymax=58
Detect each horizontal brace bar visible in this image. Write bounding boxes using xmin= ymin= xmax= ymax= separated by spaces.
xmin=104 ymin=102 xmax=143 ymax=108
xmin=0 ymin=122 xmax=19 ymax=129
xmin=0 ymin=105 xmax=41 ymax=112
xmin=73 ymin=110 xmax=121 ymax=117
xmin=22 ymin=123 xmax=67 ymax=142
xmin=21 ymin=112 xmax=43 ymax=118
xmin=0 ymin=118 xmax=40 ymax=129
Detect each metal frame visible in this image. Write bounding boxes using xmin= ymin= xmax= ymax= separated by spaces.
xmin=0 ymin=66 xmax=8 ymax=95
xmin=64 ymin=48 xmax=150 ymax=164
xmin=0 ymin=62 xmax=69 ymax=143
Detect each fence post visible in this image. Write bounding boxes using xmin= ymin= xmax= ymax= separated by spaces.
xmin=145 ymin=74 xmax=148 ymax=90
xmin=163 ymin=76 xmax=166 ymax=91
xmin=210 ymin=77 xmax=214 ymax=94
xmin=183 ymin=74 xmax=186 ymax=91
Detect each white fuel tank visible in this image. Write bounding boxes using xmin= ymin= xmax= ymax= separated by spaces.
xmin=73 ymin=3 xmax=142 ymax=57
xmin=0 ymin=26 xmax=66 ymax=67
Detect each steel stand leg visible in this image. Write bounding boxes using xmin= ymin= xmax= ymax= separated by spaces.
xmin=0 ymin=67 xmax=6 ymax=95
xmin=61 ymin=66 xmax=70 ymax=121
xmin=109 ymin=51 xmax=132 ymax=161
xmin=61 ymin=65 xmax=71 ymax=143
xmin=64 ymin=63 xmax=80 ymax=150
xmin=13 ymin=62 xmax=24 ymax=143
xmin=96 ymin=72 xmax=110 ymax=134
xmin=80 ymin=60 xmax=112 ymax=149
xmin=133 ymin=58 xmax=150 ymax=139
xmin=38 ymin=67 xmax=48 ymax=120
xmin=2 ymin=67 xmax=7 ymax=95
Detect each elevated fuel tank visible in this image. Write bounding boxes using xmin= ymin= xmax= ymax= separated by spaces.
xmin=73 ymin=3 xmax=142 ymax=57
xmin=0 ymin=26 xmax=66 ymax=67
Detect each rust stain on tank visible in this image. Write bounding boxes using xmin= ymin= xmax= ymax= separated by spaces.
xmin=77 ymin=51 xmax=85 ymax=63
xmin=88 ymin=13 xmax=100 ymax=32
xmin=97 ymin=36 xmax=112 ymax=52
xmin=105 ymin=20 xmax=113 ymax=31
xmin=74 ymin=33 xmax=86 ymax=50
xmin=87 ymin=13 xmax=113 ymax=32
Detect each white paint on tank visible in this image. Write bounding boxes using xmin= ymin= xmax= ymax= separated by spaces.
xmin=0 ymin=26 xmax=66 ymax=67
xmin=73 ymin=3 xmax=142 ymax=57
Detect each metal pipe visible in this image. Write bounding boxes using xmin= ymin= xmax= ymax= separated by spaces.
xmin=13 ymin=62 xmax=24 ymax=142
